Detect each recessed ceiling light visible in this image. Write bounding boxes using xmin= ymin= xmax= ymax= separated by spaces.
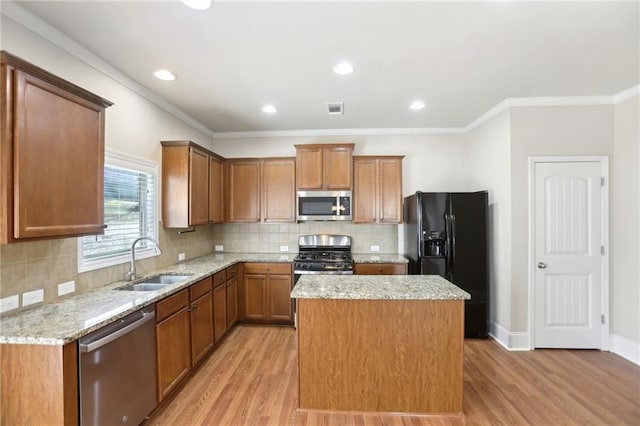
xmin=153 ymin=70 xmax=176 ymax=81
xmin=182 ymin=0 xmax=212 ymax=10
xmin=409 ymin=100 xmax=426 ymax=110
xmin=262 ymin=104 xmax=277 ymax=114
xmin=333 ymin=62 xmax=354 ymax=76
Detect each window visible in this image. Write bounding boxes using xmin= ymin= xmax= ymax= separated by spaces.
xmin=78 ymin=150 xmax=158 ymax=273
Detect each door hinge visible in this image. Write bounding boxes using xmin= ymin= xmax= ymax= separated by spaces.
xmin=601 ymin=246 xmax=605 ymax=255
xmin=601 ymin=314 xmax=605 ymax=324
xmin=601 ymin=176 xmax=605 ymax=186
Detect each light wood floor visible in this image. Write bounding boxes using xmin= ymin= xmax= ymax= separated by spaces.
xmin=147 ymin=325 xmax=640 ymax=426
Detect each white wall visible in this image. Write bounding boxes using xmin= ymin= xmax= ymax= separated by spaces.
xmin=467 ymin=110 xmax=512 ymax=332
xmin=612 ymin=95 xmax=640 ymax=351
xmin=510 ymin=105 xmax=615 ymax=333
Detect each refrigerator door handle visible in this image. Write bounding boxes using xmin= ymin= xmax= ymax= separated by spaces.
xmin=444 ymin=213 xmax=452 ymax=275
xmin=450 ymin=213 xmax=457 ymax=275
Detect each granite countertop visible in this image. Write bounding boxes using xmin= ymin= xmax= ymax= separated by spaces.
xmin=0 ymin=252 xmax=294 ymax=346
xmin=291 ymin=274 xmax=470 ymax=301
xmin=352 ymin=253 xmax=408 ymax=263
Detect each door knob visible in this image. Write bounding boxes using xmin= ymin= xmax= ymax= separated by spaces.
xmin=537 ymin=262 xmax=547 ymax=269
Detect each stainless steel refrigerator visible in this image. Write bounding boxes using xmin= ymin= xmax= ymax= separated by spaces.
xmin=403 ymin=191 xmax=489 ymax=337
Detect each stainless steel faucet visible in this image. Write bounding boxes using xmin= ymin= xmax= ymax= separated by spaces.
xmin=126 ymin=236 xmax=162 ymax=281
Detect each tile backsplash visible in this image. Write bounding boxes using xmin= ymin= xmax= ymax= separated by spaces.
xmin=0 ymin=222 xmax=399 ymax=315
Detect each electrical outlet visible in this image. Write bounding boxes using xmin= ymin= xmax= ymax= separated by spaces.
xmin=0 ymin=295 xmax=19 ymax=314
xmin=370 ymin=245 xmax=380 ymax=252
xmin=280 ymin=245 xmax=289 ymax=252
xmin=178 ymin=252 xmax=186 ymax=261
xmin=215 ymin=245 xmax=224 ymax=252
xmin=58 ymin=280 xmax=75 ymax=296
xmin=22 ymin=289 xmax=44 ymax=307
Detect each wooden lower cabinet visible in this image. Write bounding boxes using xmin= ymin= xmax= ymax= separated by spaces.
xmin=226 ymin=266 xmax=239 ymax=327
xmin=213 ymin=277 xmax=228 ymax=343
xmin=354 ymin=263 xmax=408 ymax=275
xmin=242 ymin=263 xmax=293 ymax=324
xmin=213 ymin=265 xmax=239 ymax=343
xmin=156 ymin=276 xmax=215 ymax=402
xmin=156 ymin=289 xmax=191 ymax=402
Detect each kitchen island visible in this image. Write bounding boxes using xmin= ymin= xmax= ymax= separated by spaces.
xmin=291 ymin=275 xmax=470 ymax=417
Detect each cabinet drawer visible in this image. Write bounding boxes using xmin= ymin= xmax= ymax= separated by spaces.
xmin=156 ymin=289 xmax=189 ymax=322
xmin=226 ymin=264 xmax=238 ymax=279
xmin=190 ymin=276 xmax=212 ymax=300
xmin=354 ymin=263 xmax=408 ymax=275
xmin=213 ymin=270 xmax=226 ymax=288
xmin=243 ymin=262 xmax=292 ymax=275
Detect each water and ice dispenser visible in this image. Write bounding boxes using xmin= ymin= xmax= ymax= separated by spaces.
xmin=423 ymin=230 xmax=445 ymax=256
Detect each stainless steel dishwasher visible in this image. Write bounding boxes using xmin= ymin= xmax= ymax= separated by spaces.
xmin=79 ymin=306 xmax=157 ymax=425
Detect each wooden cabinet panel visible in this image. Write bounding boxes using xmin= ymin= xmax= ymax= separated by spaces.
xmin=378 ymin=158 xmax=403 ymax=223
xmin=354 ymin=263 xmax=408 ymax=275
xmin=156 ymin=307 xmax=191 ymax=401
xmin=353 ymin=156 xmax=403 ymax=224
xmin=1 ymin=51 xmax=112 ymax=243
xmin=262 ymin=158 xmax=296 ymax=223
xmin=324 ymin=145 xmax=354 ymax=190
xmin=156 ymin=289 xmax=189 ymax=322
xmin=190 ymin=291 xmax=214 ymax=366
xmin=226 ymin=274 xmax=238 ymax=328
xmin=189 ymin=147 xmax=209 ymax=225
xmin=243 ymin=262 xmax=291 ymax=275
xmin=244 ymin=274 xmax=268 ymax=320
xmin=209 ymin=155 xmax=224 ymax=223
xmin=295 ymin=144 xmax=354 ymax=190
xmin=228 ymin=160 xmax=261 ymax=223
xmin=213 ymin=281 xmax=227 ymax=343
xmin=268 ymin=274 xmax=293 ymax=321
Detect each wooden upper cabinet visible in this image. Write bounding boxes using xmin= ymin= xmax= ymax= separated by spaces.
xmin=295 ymin=144 xmax=354 ymax=190
xmin=262 ymin=158 xmax=296 ymax=223
xmin=227 ymin=160 xmax=261 ymax=223
xmin=0 ymin=51 xmax=113 ymax=244
xmin=208 ymin=155 xmax=224 ymax=224
xmin=227 ymin=158 xmax=296 ymax=223
xmin=353 ymin=156 xmax=404 ymax=224
xmin=161 ymin=141 xmax=225 ymax=228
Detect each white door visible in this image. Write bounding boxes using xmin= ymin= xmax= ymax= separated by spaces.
xmin=533 ymin=161 xmax=604 ymax=349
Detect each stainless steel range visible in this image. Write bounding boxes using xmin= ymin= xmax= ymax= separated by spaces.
xmin=294 ymin=234 xmax=353 ymax=275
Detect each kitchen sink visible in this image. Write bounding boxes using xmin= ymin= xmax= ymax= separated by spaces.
xmin=115 ymin=274 xmax=192 ymax=291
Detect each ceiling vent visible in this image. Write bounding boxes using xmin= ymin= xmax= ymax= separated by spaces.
xmin=327 ymin=102 xmax=344 ymax=115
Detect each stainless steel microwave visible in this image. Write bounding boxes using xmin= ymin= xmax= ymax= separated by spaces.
xmin=296 ymin=190 xmax=352 ymax=221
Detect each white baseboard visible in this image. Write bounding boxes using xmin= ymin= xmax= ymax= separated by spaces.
xmin=489 ymin=320 xmax=530 ymax=351
xmin=610 ymin=334 xmax=640 ymax=366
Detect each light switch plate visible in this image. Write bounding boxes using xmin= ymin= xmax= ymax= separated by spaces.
xmin=178 ymin=252 xmax=186 ymax=261
xmin=215 ymin=245 xmax=224 ymax=251
xmin=0 ymin=295 xmax=19 ymax=314
xmin=58 ymin=281 xmax=75 ymax=296
xmin=280 ymin=245 xmax=289 ymax=252
xmin=22 ymin=289 xmax=44 ymax=307
xmin=370 ymin=245 xmax=380 ymax=252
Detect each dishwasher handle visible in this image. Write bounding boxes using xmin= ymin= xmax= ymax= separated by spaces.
xmin=79 ymin=310 xmax=155 ymax=353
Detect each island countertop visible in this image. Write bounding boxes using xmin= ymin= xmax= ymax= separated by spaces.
xmin=291 ymin=274 xmax=470 ymax=300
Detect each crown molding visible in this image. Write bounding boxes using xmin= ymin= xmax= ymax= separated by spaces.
xmin=1 ymin=1 xmax=216 ymax=139
xmin=3 ymin=2 xmax=637 ymax=141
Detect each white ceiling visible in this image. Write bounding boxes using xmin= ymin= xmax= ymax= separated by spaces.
xmin=10 ymin=0 xmax=640 ymax=135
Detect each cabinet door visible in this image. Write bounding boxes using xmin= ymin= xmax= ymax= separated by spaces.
xmin=295 ymin=147 xmax=323 ymax=189
xmin=353 ymin=158 xmax=378 ymax=223
xmin=13 ymin=69 xmax=106 ymax=239
xmin=212 ymin=283 xmax=227 ymax=343
xmin=262 ymin=158 xmax=296 ymax=223
xmin=190 ymin=291 xmax=214 ymax=365
xmin=228 ymin=160 xmax=261 ymax=222
xmin=156 ymin=308 xmax=191 ymax=401
xmin=226 ymin=275 xmax=238 ymax=328
xmin=323 ymin=146 xmax=353 ymax=190
xmin=209 ymin=155 xmax=224 ymax=223
xmin=189 ymin=147 xmax=209 ymax=225
xmin=243 ymin=274 xmax=268 ymax=320
xmin=378 ymin=158 xmax=403 ymax=223
xmin=268 ymin=274 xmax=293 ymax=321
